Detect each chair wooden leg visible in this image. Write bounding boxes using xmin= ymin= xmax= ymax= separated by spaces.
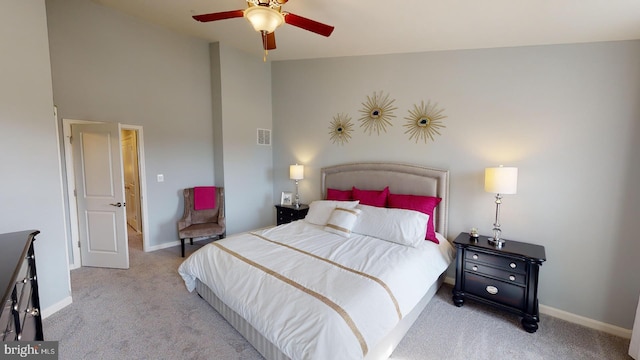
xmin=181 ymin=239 xmax=185 ymax=257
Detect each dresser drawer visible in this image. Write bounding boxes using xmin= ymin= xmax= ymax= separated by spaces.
xmin=465 ymin=261 xmax=526 ymax=285
xmin=465 ymin=272 xmax=525 ymax=309
xmin=465 ymin=250 xmax=526 ymax=273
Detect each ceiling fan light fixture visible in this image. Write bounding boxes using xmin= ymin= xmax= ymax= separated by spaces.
xmin=244 ymin=6 xmax=284 ymax=33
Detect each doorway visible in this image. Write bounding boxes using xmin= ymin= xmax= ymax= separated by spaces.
xmin=63 ymin=119 xmax=150 ymax=269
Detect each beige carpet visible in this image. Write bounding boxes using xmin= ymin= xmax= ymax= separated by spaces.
xmin=44 ymin=231 xmax=632 ymax=360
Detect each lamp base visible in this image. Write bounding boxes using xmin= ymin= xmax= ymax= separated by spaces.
xmin=488 ymin=237 xmax=505 ymax=248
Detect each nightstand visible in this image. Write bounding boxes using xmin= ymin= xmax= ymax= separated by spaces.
xmin=275 ymin=204 xmax=309 ymax=225
xmin=452 ymin=232 xmax=546 ymax=333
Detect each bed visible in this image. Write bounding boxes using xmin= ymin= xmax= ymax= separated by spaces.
xmin=179 ymin=162 xmax=454 ymax=360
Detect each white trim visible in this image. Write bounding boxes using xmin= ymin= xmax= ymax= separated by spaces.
xmin=146 ymin=240 xmax=182 ymax=252
xmin=444 ymin=275 xmax=632 ymax=338
xmin=146 ymin=237 xmax=216 ymax=252
xmin=539 ymin=304 xmax=632 ymax=339
xmin=41 ymin=295 xmax=73 ymax=319
xmin=53 ymin=107 xmax=73 ymax=294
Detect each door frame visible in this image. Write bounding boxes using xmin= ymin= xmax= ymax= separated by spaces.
xmin=63 ymin=119 xmax=150 ymax=269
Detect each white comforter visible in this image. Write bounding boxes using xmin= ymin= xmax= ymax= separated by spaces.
xmin=178 ymin=220 xmax=454 ymax=360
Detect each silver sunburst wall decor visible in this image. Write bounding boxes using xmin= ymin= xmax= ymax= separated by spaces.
xmin=328 ymin=113 xmax=354 ymax=145
xmin=358 ymin=91 xmax=397 ymax=135
xmin=403 ymin=100 xmax=447 ymax=143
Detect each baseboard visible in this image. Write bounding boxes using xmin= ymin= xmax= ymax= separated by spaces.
xmin=145 ymin=240 xmax=181 ymax=252
xmin=539 ymin=304 xmax=632 ymax=339
xmin=146 ymin=237 xmax=219 ymax=252
xmin=41 ymin=295 xmax=73 ymax=319
xmin=442 ymin=276 xmax=632 ymax=339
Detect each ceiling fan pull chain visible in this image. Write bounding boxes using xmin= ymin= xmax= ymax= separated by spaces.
xmin=262 ymin=31 xmax=269 ymax=62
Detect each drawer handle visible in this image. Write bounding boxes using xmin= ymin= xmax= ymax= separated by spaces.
xmin=486 ymin=286 xmax=498 ymax=295
xmin=509 ymin=275 xmax=516 ymax=281
xmin=472 ymin=254 xmax=479 ymax=260
xmin=472 ymin=266 xmax=478 ymax=271
xmin=510 ymin=262 xmax=517 ymax=269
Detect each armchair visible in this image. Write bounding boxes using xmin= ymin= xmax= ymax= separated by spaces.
xmin=178 ymin=187 xmax=225 ymax=257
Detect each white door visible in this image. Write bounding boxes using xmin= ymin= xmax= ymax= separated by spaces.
xmin=72 ymin=122 xmax=129 ymax=269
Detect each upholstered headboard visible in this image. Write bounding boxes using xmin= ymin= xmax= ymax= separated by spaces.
xmin=321 ymin=162 xmax=449 ymax=238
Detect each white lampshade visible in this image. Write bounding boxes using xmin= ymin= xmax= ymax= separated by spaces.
xmin=244 ymin=6 xmax=284 ymax=33
xmin=289 ymin=164 xmax=304 ymax=180
xmin=485 ymin=166 xmax=518 ymax=194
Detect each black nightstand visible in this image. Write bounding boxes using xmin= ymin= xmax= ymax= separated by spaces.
xmin=275 ymin=204 xmax=309 ymax=225
xmin=452 ymin=232 xmax=546 ymax=333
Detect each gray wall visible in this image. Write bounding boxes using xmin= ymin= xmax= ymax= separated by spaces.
xmin=216 ymin=43 xmax=275 ymax=233
xmin=46 ymin=0 xmax=215 ymax=249
xmin=271 ymin=41 xmax=640 ymax=329
xmin=0 ymin=1 xmax=71 ymax=312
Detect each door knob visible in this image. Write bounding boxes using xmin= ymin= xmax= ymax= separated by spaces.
xmin=110 ymin=202 xmax=123 ymax=207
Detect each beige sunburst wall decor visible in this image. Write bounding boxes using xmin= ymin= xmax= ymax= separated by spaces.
xmin=403 ymin=100 xmax=447 ymax=143
xmin=328 ymin=113 xmax=354 ymax=145
xmin=358 ymin=91 xmax=397 ymax=135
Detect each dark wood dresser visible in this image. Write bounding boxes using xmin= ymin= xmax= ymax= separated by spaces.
xmin=1 ymin=230 xmax=44 ymax=341
xmin=452 ymin=232 xmax=546 ymax=333
xmin=275 ymin=204 xmax=309 ymax=225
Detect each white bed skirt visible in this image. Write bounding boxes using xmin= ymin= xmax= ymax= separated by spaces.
xmin=195 ymin=272 xmax=446 ymax=360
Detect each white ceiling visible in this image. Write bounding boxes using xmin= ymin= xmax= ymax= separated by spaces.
xmin=93 ymin=0 xmax=640 ymax=61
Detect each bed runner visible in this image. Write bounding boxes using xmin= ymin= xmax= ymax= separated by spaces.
xmin=213 ymin=242 xmax=369 ymax=356
xmin=250 ymin=232 xmax=402 ymax=321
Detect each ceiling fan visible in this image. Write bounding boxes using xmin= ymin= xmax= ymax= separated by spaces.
xmin=193 ymin=0 xmax=335 ymax=60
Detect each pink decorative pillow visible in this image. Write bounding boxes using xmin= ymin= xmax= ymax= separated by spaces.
xmin=326 ymin=188 xmax=353 ymax=201
xmin=387 ymin=193 xmax=442 ymax=244
xmin=352 ymin=186 xmax=389 ymax=207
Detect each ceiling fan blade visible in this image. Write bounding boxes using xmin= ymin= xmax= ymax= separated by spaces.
xmin=193 ymin=10 xmax=244 ymax=23
xmin=265 ymin=32 xmax=276 ymax=50
xmin=284 ymin=12 xmax=334 ymax=37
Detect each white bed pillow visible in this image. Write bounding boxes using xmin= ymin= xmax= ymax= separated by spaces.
xmin=324 ymin=207 xmax=361 ymax=238
xmin=304 ymin=200 xmax=360 ymax=226
xmin=352 ymin=204 xmax=429 ymax=247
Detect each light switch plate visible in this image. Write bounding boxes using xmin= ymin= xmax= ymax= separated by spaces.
xmin=157 ymin=174 xmax=164 ymax=182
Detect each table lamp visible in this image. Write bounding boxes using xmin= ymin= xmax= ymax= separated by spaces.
xmin=484 ymin=166 xmax=518 ymax=247
xmin=289 ymin=164 xmax=304 ymax=208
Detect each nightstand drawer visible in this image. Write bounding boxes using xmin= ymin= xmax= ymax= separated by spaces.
xmin=465 ymin=272 xmax=525 ymax=309
xmin=275 ymin=205 xmax=309 ymax=225
xmin=465 ymin=261 xmax=526 ymax=285
xmin=465 ymin=250 xmax=526 ymax=273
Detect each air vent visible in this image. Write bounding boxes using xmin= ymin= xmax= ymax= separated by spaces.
xmin=257 ymin=128 xmax=271 ymax=146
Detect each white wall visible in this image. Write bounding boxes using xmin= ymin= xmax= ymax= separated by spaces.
xmin=271 ymin=41 xmax=640 ymax=329
xmin=0 ymin=1 xmax=71 ymax=312
xmin=46 ymin=0 xmax=215 ymax=249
